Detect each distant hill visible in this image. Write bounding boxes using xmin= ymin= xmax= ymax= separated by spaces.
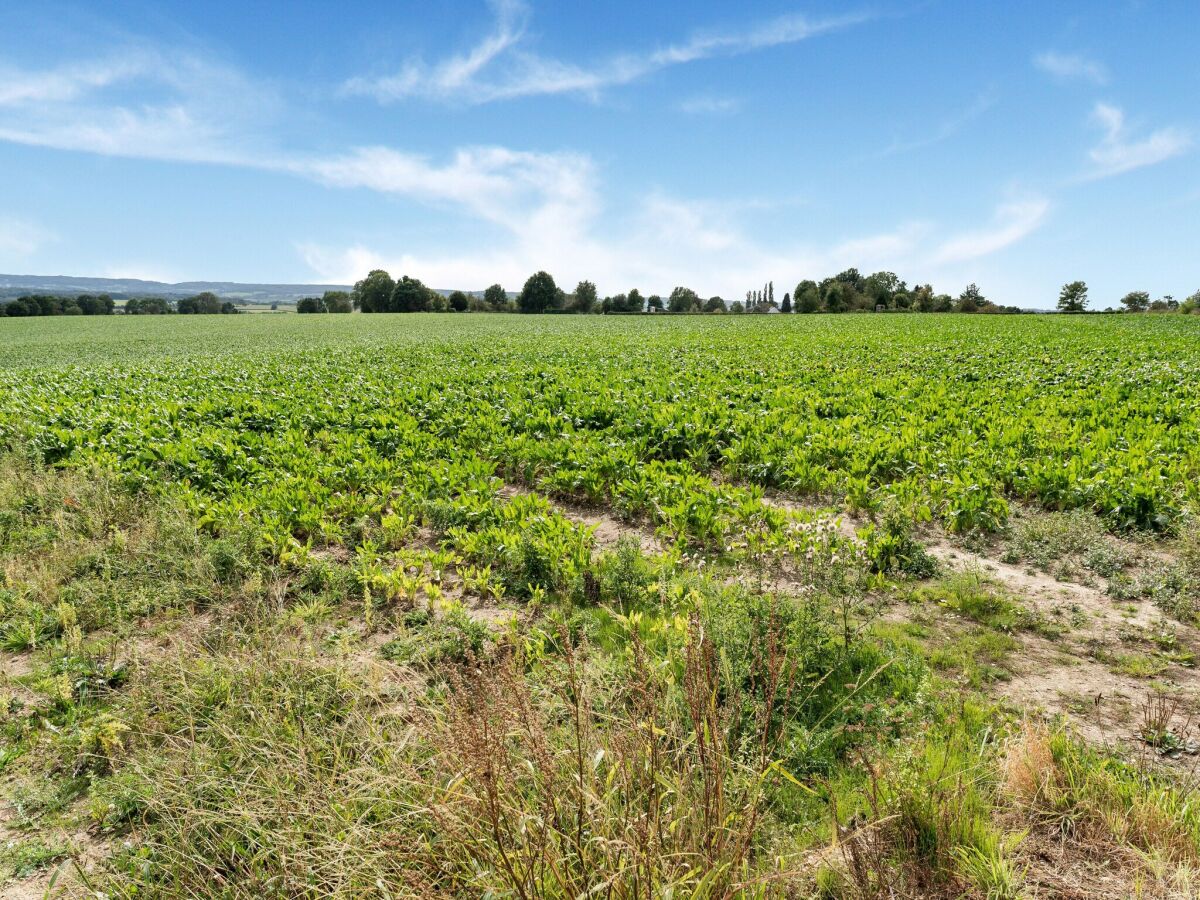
xmin=0 ymin=273 xmax=357 ymax=305
xmin=0 ymin=274 xmax=507 ymax=305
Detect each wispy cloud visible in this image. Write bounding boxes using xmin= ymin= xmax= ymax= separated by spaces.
xmin=0 ymin=216 xmax=53 ymax=260
xmin=929 ymin=195 xmax=1049 ymax=265
xmin=875 ymin=90 xmax=996 ymax=158
xmin=345 ymin=0 xmax=528 ymax=104
xmin=291 ymin=145 xmax=597 ymax=251
xmin=0 ymin=50 xmax=281 ymax=165
xmin=342 ymin=2 xmax=870 ymax=104
xmin=0 ymin=58 xmax=149 ymax=105
xmin=679 ymin=94 xmax=740 ymax=115
xmin=1034 ymin=51 xmax=1108 ymax=85
xmin=1085 ymin=102 xmax=1191 ymax=178
xmin=0 ymin=48 xmax=600 ymax=271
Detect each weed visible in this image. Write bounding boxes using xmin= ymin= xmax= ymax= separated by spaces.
xmin=0 ymin=836 xmax=70 ymax=880
xmin=1110 ymin=652 xmax=1169 ymax=679
xmin=910 ymin=572 xmax=1037 ymax=633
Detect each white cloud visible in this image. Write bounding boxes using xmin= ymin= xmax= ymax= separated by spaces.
xmin=300 ymin=191 xmax=1047 ymax=302
xmin=0 ymin=51 xmax=281 ymax=165
xmin=291 ymin=141 xmax=605 ymax=292
xmin=347 ymin=0 xmax=528 ymax=103
xmin=291 ymin=145 xmax=595 ymax=240
xmin=829 ymin=224 xmax=932 ymax=269
xmin=679 ymin=94 xmax=740 ymax=115
xmin=0 ymin=216 xmax=53 ymax=260
xmin=1085 ymin=102 xmax=1191 ymax=179
xmin=0 ymin=58 xmax=149 ymax=106
xmin=929 ymin=196 xmax=1049 ymax=265
xmin=1034 ymin=51 xmax=1108 ymax=85
xmin=342 ymin=3 xmax=869 ymax=104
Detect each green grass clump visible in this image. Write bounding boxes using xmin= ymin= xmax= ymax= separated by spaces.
xmin=909 ymin=572 xmax=1036 ymax=633
xmin=1108 ymin=651 xmax=1169 ymax=678
xmin=380 ymin=602 xmax=491 ymax=669
xmin=0 ymin=836 xmax=70 ymax=880
xmin=814 ymin=710 xmax=1026 ymax=900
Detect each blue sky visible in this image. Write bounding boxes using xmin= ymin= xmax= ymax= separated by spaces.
xmin=0 ymin=0 xmax=1196 ymax=307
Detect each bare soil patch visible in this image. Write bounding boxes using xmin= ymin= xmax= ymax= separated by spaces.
xmin=926 ymin=539 xmax=1200 ymax=758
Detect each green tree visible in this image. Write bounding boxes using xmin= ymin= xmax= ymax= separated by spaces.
xmin=794 ymin=280 xmax=820 ymax=313
xmin=177 ymin=292 xmax=223 ymax=314
xmin=865 ymin=271 xmax=904 ymax=308
xmin=1120 ymin=290 xmax=1150 ymax=312
xmin=957 ymin=283 xmax=985 ymax=313
xmin=323 ymin=291 xmax=352 ymax=313
xmin=647 ymin=294 xmax=664 ymax=312
xmin=834 ymin=268 xmax=866 ymax=292
xmin=297 ymin=296 xmax=325 ymax=313
xmin=910 ymin=284 xmax=934 ymax=313
xmin=391 ymin=276 xmax=430 ymax=312
xmin=572 ymin=280 xmax=597 ymax=313
xmin=668 ymin=286 xmax=699 ymax=313
xmin=448 ymin=290 xmax=470 ymax=312
xmin=704 ymin=296 xmax=727 ymax=313
xmin=353 ymin=270 xmax=395 ymax=313
xmin=75 ymin=294 xmax=115 ymax=315
xmin=124 ymin=297 xmax=172 ymax=315
xmin=518 ymin=271 xmax=559 ymax=313
xmin=627 ymin=289 xmax=644 ymax=313
xmin=1057 ymin=281 xmax=1088 ymax=313
xmin=780 ymin=292 xmax=792 ymax=313
xmin=481 ymin=284 xmax=505 ymax=311
xmin=822 ymin=282 xmax=847 ymax=313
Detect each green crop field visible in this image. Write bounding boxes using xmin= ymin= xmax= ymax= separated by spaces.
xmin=2 ymin=313 xmax=1200 ymax=898
xmin=4 ymin=313 xmax=1198 ymax=541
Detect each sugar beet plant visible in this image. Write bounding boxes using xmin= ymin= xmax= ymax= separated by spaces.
xmin=1 ymin=314 xmax=1196 ymax=557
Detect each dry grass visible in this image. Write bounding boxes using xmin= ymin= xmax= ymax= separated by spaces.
xmin=1003 ymin=721 xmax=1200 ymax=883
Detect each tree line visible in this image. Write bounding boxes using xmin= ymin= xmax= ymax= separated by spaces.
xmin=297 ymin=291 xmax=353 ymax=313
xmin=347 ymin=268 xmax=1030 ymax=316
xmin=5 ymin=275 xmax=1194 ymax=319
xmin=1 ymin=291 xmax=241 ymax=317
xmin=359 ymin=266 xmax=1198 ymax=316
xmin=1054 ymin=281 xmax=1200 ymax=313
xmin=1 ymin=293 xmax=116 ymax=316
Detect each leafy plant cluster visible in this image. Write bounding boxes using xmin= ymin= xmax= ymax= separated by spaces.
xmin=1 ymin=314 xmax=1196 ymax=556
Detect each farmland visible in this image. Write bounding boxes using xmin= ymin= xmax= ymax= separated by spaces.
xmin=2 ymin=313 xmax=1200 ymax=898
